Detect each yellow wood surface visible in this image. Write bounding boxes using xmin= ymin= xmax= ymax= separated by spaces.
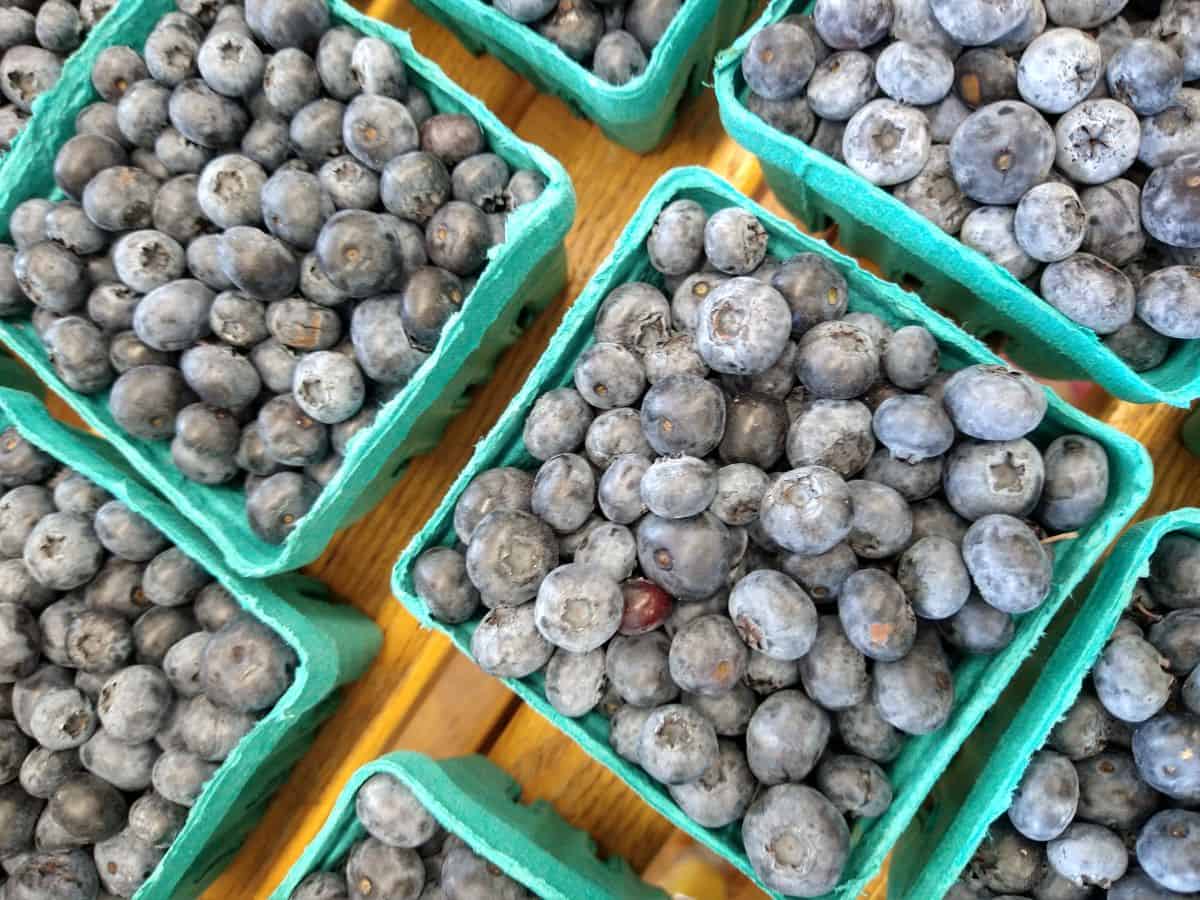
xmin=179 ymin=2 xmax=1200 ymax=897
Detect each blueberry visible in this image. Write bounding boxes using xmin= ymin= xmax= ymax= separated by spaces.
xmin=1055 ymin=99 xmax=1141 ymax=186
xmin=838 ymin=568 xmax=917 ymax=662
xmin=624 ymin=0 xmax=681 ymax=51
xmin=961 ymin=205 xmax=1039 ymax=280
xmin=339 ymin=94 xmax=418 ymax=174
xmin=1094 ymin=633 xmax=1173 ymax=723
xmin=591 ymin=30 xmax=647 ymax=85
xmin=707 ymin=463 xmax=769 ymax=529
xmin=1048 ymin=693 xmax=1111 ymax=760
xmin=1012 ymin=182 xmax=1088 ymax=264
xmin=586 ymin=408 xmax=654 ymax=469
xmin=465 ymin=508 xmax=558 ymax=607
xmin=950 ymin=101 xmax=1056 ymax=205
xmin=741 ymin=783 xmax=849 ymax=896
xmin=0 ymin=45 xmax=61 ymax=112
xmin=22 ymin=511 xmax=103 ymax=591
xmin=1034 ymin=433 xmax=1109 ymax=532
xmin=633 ymin=702 xmax=716 ymax=785
xmin=440 ymin=844 xmax=527 ymax=900
xmin=758 ymin=465 xmax=852 ymax=556
xmin=813 ymin=0 xmax=892 ymax=49
xmin=943 ymin=365 xmax=1047 ymax=441
xmin=126 ymin=791 xmax=188 ymax=848
xmin=876 ymin=40 xmax=954 ymax=106
xmin=1108 ymin=38 xmax=1183 ymax=117
xmin=419 ymin=114 xmax=484 ymax=169
xmin=74 ymin=101 xmax=121 ymax=145
xmin=424 ymin=201 xmax=490 ymax=277
xmin=1017 ymin=28 xmax=1103 ymax=114
xmin=969 ymin=823 xmax=1046 ymax=894
xmin=93 ymin=828 xmax=165 ymax=896
xmin=1074 ymin=750 xmax=1160 ymax=830
xmin=196 ymin=30 xmax=263 ymax=98
xmin=636 ymin=512 xmax=729 ymax=600
xmin=962 ymin=513 xmax=1052 ymax=613
xmin=1078 ymin=179 xmax=1145 ymax=268
xmin=1133 ymin=712 xmax=1200 ymax=802
xmin=593 ymin=285 xmax=672 ymax=360
xmin=52 ymin=135 xmax=129 ymax=205
xmin=0 ymin=779 xmax=42 ymax=853
xmin=842 ymin=98 xmax=932 ymax=187
xmin=815 ymin=754 xmax=893 ymax=818
xmin=94 ymin=500 xmax=166 ymax=563
xmin=169 ymin=78 xmax=249 ymax=149
xmin=794 ymin=320 xmax=880 ymax=400
xmin=873 ymin=629 xmax=954 ymax=734
xmin=9 ymin=198 xmax=52 ymax=251
xmin=691 ymin=277 xmax=791 ymax=376
xmin=1047 ymin=821 xmax=1128 ymax=889
xmin=847 ymin=479 xmax=914 ymax=558
xmin=1041 ymin=252 xmax=1137 ymax=334
xmin=1006 ymin=749 xmax=1079 ymax=841
xmin=469 ymin=602 xmax=553 ymax=677
xmin=1134 ymin=809 xmax=1200 ymax=894
xmin=898 ymin=535 xmax=972 ymax=619
xmin=0 ymin=485 xmax=52 ymax=559
xmin=742 ymin=22 xmax=816 ymax=102
xmin=11 ymin=241 xmax=87 ymax=315
xmin=145 ymin=22 xmax=200 ymax=87
xmin=1136 ymin=265 xmax=1200 ymax=339
xmin=956 ymin=50 xmax=1017 ymax=112
xmin=18 ymin=745 xmax=78 ymax=799
xmin=533 ymin=562 xmax=621 ymax=652
xmin=862 ymin=447 xmax=943 ymax=501
xmin=640 ymin=374 xmax=725 ymax=457
xmin=668 ymin=613 xmax=747 ymax=697
xmin=247 ymin=0 xmax=329 ymax=50
xmin=246 ymin=471 xmax=319 ymax=543
xmin=537 ymin=0 xmax=604 ymax=62
xmin=6 ymin=849 xmax=100 ymax=900
xmin=944 ymin=438 xmax=1046 ymax=521
xmin=638 ymin=458 xmax=710 ymax=520
xmin=41 ymin=316 xmax=113 ymax=394
xmin=201 ymin=614 xmax=295 ymax=713
xmin=290 ymin=872 xmax=349 ymax=900
xmin=605 ymin=631 xmax=676 ymax=707
xmin=836 ymin=699 xmax=903 ymax=763
xmin=1139 ymin=88 xmax=1200 ymax=170
xmin=494 ymin=0 xmax=557 ymax=21
xmin=939 ymin=594 xmax=1016 ymax=652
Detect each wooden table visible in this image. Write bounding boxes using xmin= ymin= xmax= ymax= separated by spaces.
xmin=183 ymin=3 xmax=1199 ymax=897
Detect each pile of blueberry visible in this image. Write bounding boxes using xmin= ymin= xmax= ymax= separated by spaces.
xmin=411 ymin=198 xmax=1112 ymax=896
xmin=0 ymin=0 xmax=114 ymax=152
xmin=289 ymin=770 xmax=538 ymax=900
xmin=949 ymin=533 xmax=1200 ymax=900
xmin=489 ymin=0 xmax=682 ymax=86
xmin=0 ymin=427 xmax=297 ymax=899
xmin=741 ymin=0 xmax=1200 ymax=372
xmin=0 ymin=0 xmax=548 ymax=545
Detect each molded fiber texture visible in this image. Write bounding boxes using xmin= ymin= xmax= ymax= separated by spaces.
xmin=714 ymin=0 xmax=1200 ymax=406
xmin=391 ymin=166 xmax=1153 ymax=900
xmin=407 ymin=0 xmax=753 ymax=153
xmin=270 ymin=751 xmax=666 ymax=900
xmin=0 ymin=0 xmax=576 ymax=578
xmin=886 ymin=511 xmax=1196 ymax=900
xmin=0 ymin=387 xmax=382 ymax=900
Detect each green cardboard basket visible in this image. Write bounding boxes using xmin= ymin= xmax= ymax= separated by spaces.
xmin=407 ymin=0 xmax=752 ymax=153
xmin=390 ymin=166 xmax=1153 ymax=900
xmin=886 ymin=510 xmax=1197 ymax=900
xmin=0 ymin=387 xmax=383 ymax=900
xmin=714 ymin=0 xmax=1200 ymax=407
xmin=0 ymin=0 xmax=576 ymax=579
xmin=269 ymin=751 xmax=667 ymax=900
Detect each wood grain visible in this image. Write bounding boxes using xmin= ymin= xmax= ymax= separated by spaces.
xmin=194 ymin=2 xmax=1200 ymax=898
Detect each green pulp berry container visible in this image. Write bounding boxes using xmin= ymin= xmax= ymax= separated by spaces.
xmin=0 ymin=0 xmax=575 ymax=579
xmin=0 ymin=387 xmax=382 ymax=900
xmin=407 ymin=0 xmax=752 ymax=153
xmin=391 ymin=166 xmax=1153 ymax=900
xmin=270 ymin=751 xmax=666 ymax=900
xmin=886 ymin=510 xmax=1197 ymax=900
xmin=714 ymin=0 xmax=1200 ymax=407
